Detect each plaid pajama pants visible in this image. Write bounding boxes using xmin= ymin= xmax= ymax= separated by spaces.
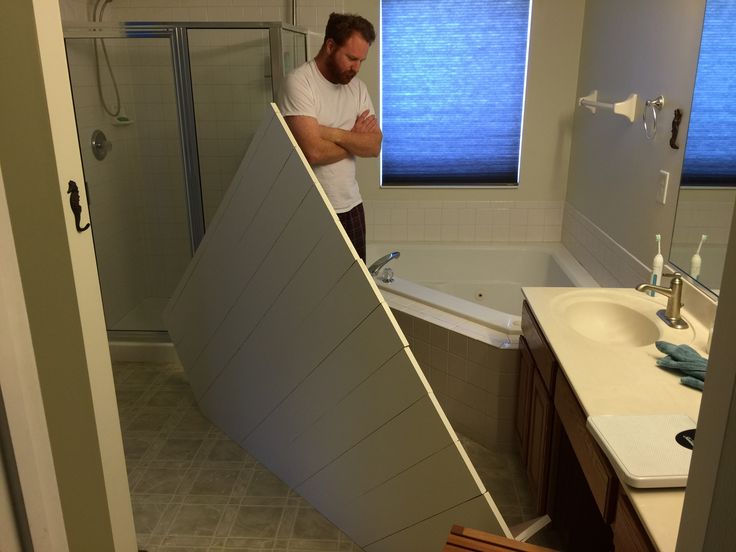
xmin=337 ymin=203 xmax=366 ymax=263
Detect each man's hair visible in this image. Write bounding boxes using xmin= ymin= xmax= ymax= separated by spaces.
xmin=324 ymin=12 xmax=375 ymax=47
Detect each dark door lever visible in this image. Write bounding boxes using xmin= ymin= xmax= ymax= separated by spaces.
xmin=67 ymin=180 xmax=90 ymax=232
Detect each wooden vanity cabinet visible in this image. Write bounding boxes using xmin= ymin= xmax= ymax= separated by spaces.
xmin=518 ymin=299 xmax=657 ymax=552
xmin=612 ymin=492 xmax=657 ymax=552
xmin=516 ymin=336 xmax=533 ymax=460
xmin=554 ymin=370 xmax=617 ymax=522
xmin=517 ymin=301 xmax=558 ymax=514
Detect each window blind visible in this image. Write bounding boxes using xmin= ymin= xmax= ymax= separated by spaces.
xmin=381 ymin=0 xmax=530 ymax=186
xmin=682 ymin=0 xmax=735 ymax=185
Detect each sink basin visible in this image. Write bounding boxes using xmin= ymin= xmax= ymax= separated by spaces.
xmin=561 ymin=300 xmax=661 ymax=347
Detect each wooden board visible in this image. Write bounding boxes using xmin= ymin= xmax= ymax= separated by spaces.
xmin=164 ymin=104 xmax=509 ymax=551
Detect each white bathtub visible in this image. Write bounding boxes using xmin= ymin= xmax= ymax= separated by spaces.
xmin=367 ymin=242 xmax=598 ymax=335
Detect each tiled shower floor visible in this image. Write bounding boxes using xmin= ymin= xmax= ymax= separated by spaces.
xmin=115 ymin=359 xmax=558 ymax=551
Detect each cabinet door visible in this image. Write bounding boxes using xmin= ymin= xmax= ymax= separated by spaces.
xmin=516 ymin=336 xmax=534 ymax=461
xmin=526 ymin=368 xmax=553 ymax=514
xmin=613 ymin=492 xmax=656 ymax=552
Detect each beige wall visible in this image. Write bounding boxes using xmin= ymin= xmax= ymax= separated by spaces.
xmin=566 ymin=0 xmax=707 ymax=268
xmin=347 ymin=0 xmax=587 ymax=203
xmin=1 ymin=0 xmax=135 ymax=549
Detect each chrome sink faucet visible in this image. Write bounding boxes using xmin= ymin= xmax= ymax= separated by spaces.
xmin=635 ymin=272 xmax=689 ymax=329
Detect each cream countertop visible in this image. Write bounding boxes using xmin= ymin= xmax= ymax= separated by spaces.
xmin=521 ymin=287 xmax=709 ymax=552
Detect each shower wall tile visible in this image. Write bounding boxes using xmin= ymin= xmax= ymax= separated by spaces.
xmin=92 ymin=0 xmax=344 ymax=36
xmin=365 ymin=199 xmax=564 ymax=245
xmin=59 ymin=0 xmax=88 ymax=20
xmin=66 ymin=40 xmax=151 ymax=327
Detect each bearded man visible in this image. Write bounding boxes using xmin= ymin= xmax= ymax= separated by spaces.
xmin=278 ymin=12 xmax=382 ymax=263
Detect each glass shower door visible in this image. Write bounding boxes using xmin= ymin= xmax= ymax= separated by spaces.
xmin=65 ymin=36 xmax=194 ymax=333
xmin=188 ymin=28 xmax=272 ymax=226
xmin=188 ymin=27 xmax=307 ymax=226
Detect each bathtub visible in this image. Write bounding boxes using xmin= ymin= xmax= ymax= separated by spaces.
xmin=366 ymin=242 xmax=598 ymax=336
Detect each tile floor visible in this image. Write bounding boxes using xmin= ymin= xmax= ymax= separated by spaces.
xmin=115 ymin=359 xmax=561 ymax=551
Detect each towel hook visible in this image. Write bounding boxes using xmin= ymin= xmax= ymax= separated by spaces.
xmin=643 ymin=95 xmax=664 ymax=140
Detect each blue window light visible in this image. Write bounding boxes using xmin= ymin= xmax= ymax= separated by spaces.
xmin=381 ymin=0 xmax=531 ymax=186
xmin=682 ymin=0 xmax=736 ymax=186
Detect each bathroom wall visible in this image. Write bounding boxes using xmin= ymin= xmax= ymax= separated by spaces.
xmin=344 ymin=0 xmax=587 ymax=247
xmin=565 ymin=0 xmax=707 ymax=283
xmin=61 ymin=0 xmax=588 ymax=249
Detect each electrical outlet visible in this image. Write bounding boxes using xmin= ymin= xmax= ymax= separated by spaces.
xmin=657 ymin=170 xmax=669 ymax=205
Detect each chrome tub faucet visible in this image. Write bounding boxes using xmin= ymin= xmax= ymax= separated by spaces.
xmin=367 ymin=251 xmax=400 ymax=281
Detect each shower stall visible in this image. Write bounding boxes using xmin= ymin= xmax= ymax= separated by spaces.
xmin=63 ymin=22 xmax=308 ymax=336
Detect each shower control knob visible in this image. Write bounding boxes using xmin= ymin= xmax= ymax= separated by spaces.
xmin=91 ymin=129 xmax=112 ymax=160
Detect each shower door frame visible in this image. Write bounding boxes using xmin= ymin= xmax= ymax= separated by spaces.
xmin=64 ymin=21 xmax=308 ymax=252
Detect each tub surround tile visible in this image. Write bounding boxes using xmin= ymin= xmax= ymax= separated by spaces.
xmin=562 ymin=202 xmax=647 ymax=287
xmin=447 ymin=353 xmax=467 ymax=381
xmin=367 ymin=199 xmax=564 ymax=244
xmin=449 ymin=331 xmax=468 ymax=358
xmin=413 ymin=318 xmax=432 ymax=343
xmin=430 ymin=346 xmax=449 ymax=372
xmin=393 ymin=307 xmax=520 ymax=451
xmin=430 ymin=325 xmax=449 ymax=350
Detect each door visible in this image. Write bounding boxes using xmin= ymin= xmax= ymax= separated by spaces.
xmin=0 ymin=1 xmax=136 ymax=550
xmin=65 ymin=35 xmax=194 ymax=333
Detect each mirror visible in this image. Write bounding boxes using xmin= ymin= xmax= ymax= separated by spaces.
xmin=669 ymin=0 xmax=735 ymax=296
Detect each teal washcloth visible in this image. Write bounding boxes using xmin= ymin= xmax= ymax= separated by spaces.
xmin=680 ymin=376 xmax=705 ymax=391
xmin=655 ymin=341 xmax=708 ymax=391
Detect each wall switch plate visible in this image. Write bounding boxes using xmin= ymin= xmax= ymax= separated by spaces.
xmin=657 ymin=170 xmax=669 ymax=205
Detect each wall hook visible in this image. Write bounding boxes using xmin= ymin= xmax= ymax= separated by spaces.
xmin=670 ymin=108 xmax=683 ymax=149
xmin=67 ymin=180 xmax=90 ymax=232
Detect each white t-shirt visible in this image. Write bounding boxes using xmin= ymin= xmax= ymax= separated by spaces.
xmin=278 ymin=60 xmax=375 ymax=213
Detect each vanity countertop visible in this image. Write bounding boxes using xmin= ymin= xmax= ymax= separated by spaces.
xmin=522 ymin=286 xmax=709 ymax=552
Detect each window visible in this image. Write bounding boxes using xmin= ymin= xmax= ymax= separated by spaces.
xmin=681 ymin=0 xmax=735 ymax=186
xmin=381 ymin=0 xmax=531 ymax=186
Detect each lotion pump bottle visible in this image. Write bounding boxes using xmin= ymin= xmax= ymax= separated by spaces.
xmin=690 ymin=234 xmax=707 ymax=280
xmin=650 ymin=234 xmax=663 ymax=297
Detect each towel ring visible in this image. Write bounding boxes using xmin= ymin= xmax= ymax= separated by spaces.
xmin=643 ymin=95 xmax=664 ymax=140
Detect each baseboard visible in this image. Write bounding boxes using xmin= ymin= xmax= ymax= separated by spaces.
xmin=109 ymin=340 xmax=179 ymax=363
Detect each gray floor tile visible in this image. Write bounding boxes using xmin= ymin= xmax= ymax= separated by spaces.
xmin=291 ymin=507 xmax=341 ymax=540
xmin=134 ymin=467 xmax=187 ymax=494
xmin=155 ymin=438 xmax=205 ymax=462
xmin=132 ymin=501 xmax=168 ymax=534
xmin=188 ymin=468 xmax=239 ymax=496
xmin=245 ymin=469 xmax=290 ymax=497
xmin=116 ymin=359 xmax=547 ymax=551
xmin=229 ymin=504 xmax=284 ymax=538
xmin=166 ymin=503 xmax=225 ymax=537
